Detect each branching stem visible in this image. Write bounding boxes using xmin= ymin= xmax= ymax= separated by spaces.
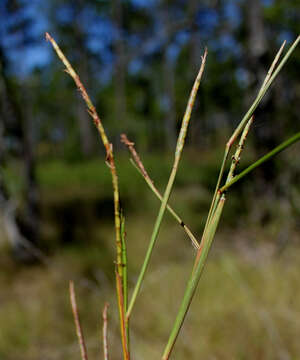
xmin=121 ymin=134 xmax=200 ymax=250
xmin=126 ymin=49 xmax=207 ymax=320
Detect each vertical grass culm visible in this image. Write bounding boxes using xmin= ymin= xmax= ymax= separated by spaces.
xmin=46 ymin=32 xmax=130 ymax=360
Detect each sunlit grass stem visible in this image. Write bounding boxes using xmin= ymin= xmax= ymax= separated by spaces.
xmin=162 ymin=196 xmax=226 ymax=360
xmin=219 ymin=131 xmax=300 ymax=194
xmin=161 ymin=35 xmax=300 ymax=360
xmin=69 ymin=281 xmax=89 ymax=360
xmin=204 ymin=36 xmax=299 ymax=232
xmin=102 ymin=303 xmax=109 ymax=360
xmin=120 ymin=214 xmax=130 ymax=348
xmin=226 ymin=116 xmax=254 ymax=183
xmin=46 ymin=32 xmax=129 ymax=360
xmin=126 ymin=49 xmax=207 ymax=319
xmin=121 ymin=133 xmax=200 ymax=250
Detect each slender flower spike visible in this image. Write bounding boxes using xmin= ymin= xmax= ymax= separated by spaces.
xmin=102 ymin=303 xmax=109 ymax=360
xmin=121 ymin=133 xmax=200 ymax=250
xmin=126 ymin=49 xmax=207 ymax=320
xmin=46 ymin=32 xmax=129 ymax=360
xmin=69 ymin=281 xmax=89 ymax=360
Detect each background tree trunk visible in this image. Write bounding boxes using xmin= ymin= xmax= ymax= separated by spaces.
xmin=161 ymin=2 xmax=177 ymax=149
xmin=112 ymin=0 xmax=127 ymax=138
xmin=187 ymin=0 xmax=203 ymax=148
xmin=0 ymin=46 xmax=40 ymax=259
xmin=73 ymin=0 xmax=95 ymax=157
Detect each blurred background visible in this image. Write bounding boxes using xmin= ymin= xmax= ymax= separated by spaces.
xmin=0 ymin=0 xmax=300 ymax=359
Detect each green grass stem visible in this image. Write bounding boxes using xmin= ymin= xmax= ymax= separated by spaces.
xmin=162 ymin=196 xmax=226 ymax=360
xmin=121 ymin=133 xmax=200 ymax=250
xmin=130 ymin=159 xmax=200 ymax=250
xmin=126 ymin=49 xmax=207 ymax=320
xmin=226 ymin=116 xmax=254 ymax=183
xmin=121 ymin=214 xmax=128 ymax=312
xmin=121 ymin=214 xmax=130 ymax=348
xmin=204 ymin=36 xmax=299 ymax=231
xmin=161 ymin=36 xmax=299 ymax=359
xmin=257 ymin=40 xmax=286 ymax=97
xmin=46 ymin=32 xmax=129 ymax=360
xmin=102 ymin=303 xmax=109 ymax=360
xmin=228 ymin=35 xmax=299 ymax=154
xmin=219 ymin=131 xmax=300 ymax=194
xmin=203 ymin=116 xmax=253 ymax=246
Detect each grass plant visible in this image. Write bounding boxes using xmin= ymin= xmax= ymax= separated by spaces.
xmin=102 ymin=303 xmax=109 ymax=360
xmin=46 ymin=32 xmax=300 ymax=360
xmin=69 ymin=281 xmax=89 ymax=360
